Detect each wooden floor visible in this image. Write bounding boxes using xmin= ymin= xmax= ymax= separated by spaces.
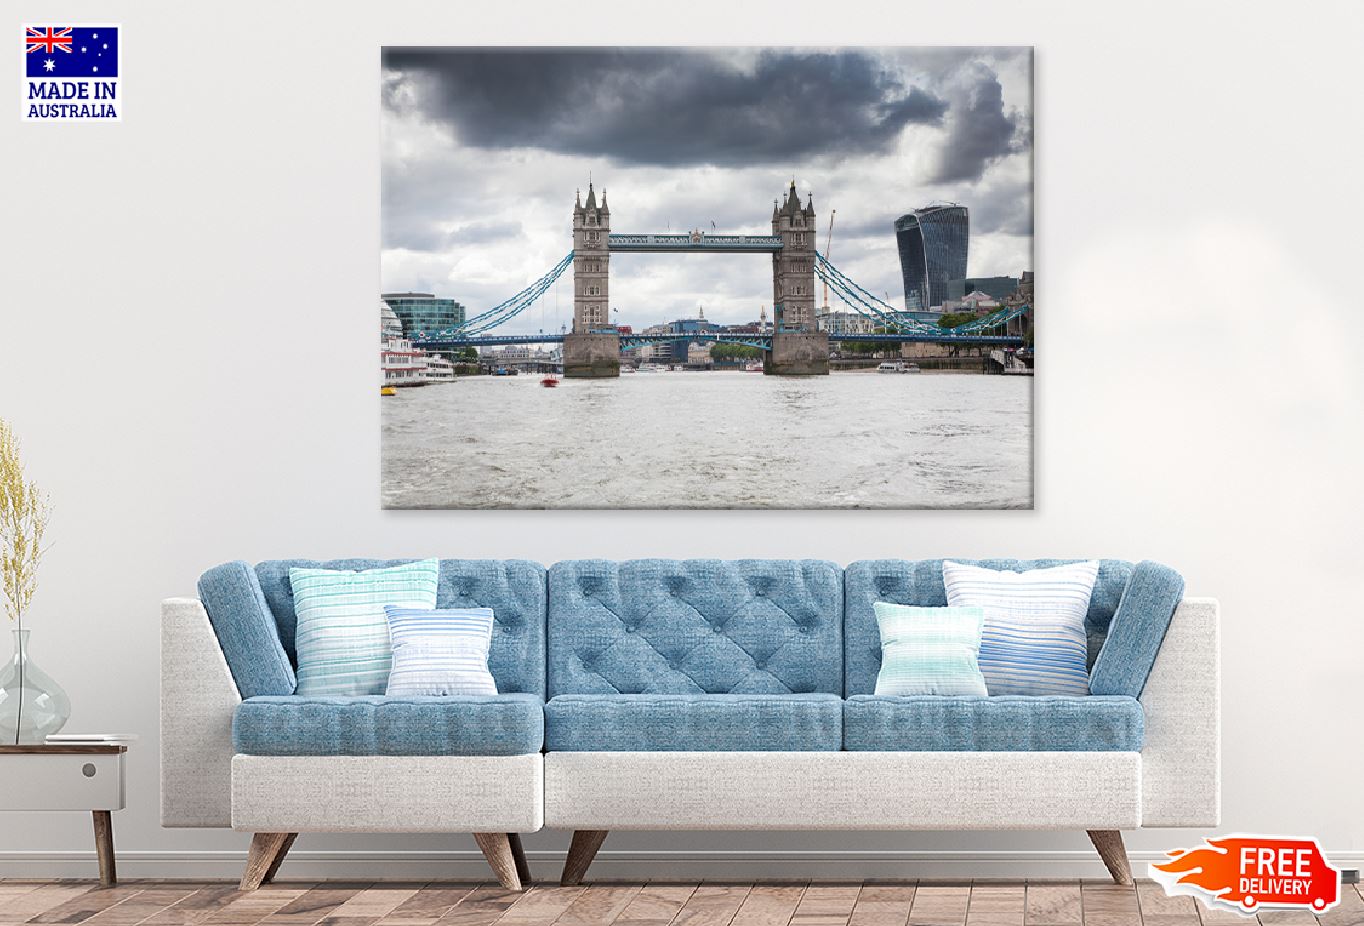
xmin=1 ymin=880 xmax=1361 ymax=926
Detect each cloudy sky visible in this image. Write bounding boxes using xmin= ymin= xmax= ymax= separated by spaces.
xmin=381 ymin=47 xmax=1032 ymax=334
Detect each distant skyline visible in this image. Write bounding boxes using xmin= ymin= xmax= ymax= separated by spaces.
xmin=381 ymin=47 xmax=1033 ymax=334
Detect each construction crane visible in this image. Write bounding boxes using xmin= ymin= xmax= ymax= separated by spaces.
xmin=820 ymin=209 xmax=837 ymax=313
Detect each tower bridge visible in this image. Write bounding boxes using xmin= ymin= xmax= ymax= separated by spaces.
xmin=564 ymin=181 xmax=827 ymax=377
xmin=408 ymin=181 xmax=1030 ymax=375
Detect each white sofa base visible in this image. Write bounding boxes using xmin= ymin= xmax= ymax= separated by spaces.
xmin=545 ymin=751 xmax=1142 ymax=830
xmin=231 ymin=754 xmax=544 ymax=833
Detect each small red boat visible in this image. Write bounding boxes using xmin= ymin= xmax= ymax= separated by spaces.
xmin=540 ymin=375 xmax=560 ymax=388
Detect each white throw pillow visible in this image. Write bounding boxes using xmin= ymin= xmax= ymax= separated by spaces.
xmin=941 ymin=560 xmax=1099 ymax=696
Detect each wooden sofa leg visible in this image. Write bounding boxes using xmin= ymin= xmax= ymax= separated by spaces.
xmin=241 ymin=833 xmax=297 ymax=891
xmin=508 ymin=833 xmax=532 ymax=885
xmin=474 ymin=832 xmax=524 ymax=891
xmin=561 ymin=830 xmax=609 ymax=886
xmin=1088 ymin=830 xmax=1134 ymax=885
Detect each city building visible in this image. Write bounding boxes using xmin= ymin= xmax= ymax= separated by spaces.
xmin=686 ymin=342 xmax=713 ymax=365
xmin=960 ymin=291 xmax=999 ymax=314
xmin=965 ymin=276 xmax=1019 ymax=301
xmin=894 ymin=204 xmax=969 ymax=310
xmin=816 ymin=310 xmax=876 ymax=336
xmin=381 ymin=292 xmax=466 ymax=337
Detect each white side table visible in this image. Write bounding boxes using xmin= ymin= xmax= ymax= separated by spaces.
xmin=0 ymin=744 xmax=126 ymax=886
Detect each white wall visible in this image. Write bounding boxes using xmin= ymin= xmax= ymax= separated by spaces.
xmin=2 ymin=0 xmax=1361 ymax=881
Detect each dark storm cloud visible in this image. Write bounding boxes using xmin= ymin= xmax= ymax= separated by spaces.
xmin=929 ymin=64 xmax=1021 ymax=183
xmin=382 ymin=48 xmax=947 ymax=167
xmin=971 ymin=180 xmax=1033 ymax=237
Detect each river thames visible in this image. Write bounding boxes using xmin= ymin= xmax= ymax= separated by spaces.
xmin=382 ymin=370 xmax=1032 ymax=509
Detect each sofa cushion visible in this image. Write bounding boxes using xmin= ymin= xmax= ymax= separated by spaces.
xmin=844 ymin=559 xmax=1135 ymax=697
xmin=198 ymin=561 xmax=296 ymax=698
xmin=291 ymin=560 xmax=439 ymax=697
xmin=384 ymin=606 xmax=497 ymax=697
xmin=545 ymin=694 xmax=842 ymax=751
xmin=842 ymin=694 xmax=1144 ymax=751
xmin=251 ymin=559 xmax=547 ymax=698
xmin=1088 ymin=561 xmax=1185 ymax=697
xmin=943 ymin=560 xmax=1098 ymax=697
xmin=232 ymin=694 xmax=543 ymax=756
xmin=548 ymin=559 xmax=843 ymax=697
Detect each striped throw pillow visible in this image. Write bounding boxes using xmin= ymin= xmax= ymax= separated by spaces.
xmin=383 ymin=606 xmax=499 ymax=697
xmin=290 ymin=560 xmax=439 ymax=696
xmin=942 ymin=560 xmax=1099 ymax=697
xmin=872 ymin=603 xmax=988 ymax=697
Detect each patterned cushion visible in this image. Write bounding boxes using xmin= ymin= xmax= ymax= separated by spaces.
xmin=544 ymin=694 xmax=842 ymax=751
xmin=197 ymin=561 xmax=296 ymax=698
xmin=253 ymin=559 xmax=547 ymax=697
xmin=843 ymin=559 xmax=1132 ymax=697
xmin=548 ymin=559 xmax=843 ymax=697
xmin=1088 ymin=561 xmax=1185 ymax=697
xmin=843 ymin=695 xmax=1144 ymax=751
xmin=943 ymin=560 xmax=1098 ymax=696
xmin=384 ymin=606 xmax=497 ymax=697
xmin=233 ymin=694 xmax=543 ymax=756
xmin=873 ymin=604 xmax=987 ymax=697
xmin=290 ymin=560 xmax=439 ymax=696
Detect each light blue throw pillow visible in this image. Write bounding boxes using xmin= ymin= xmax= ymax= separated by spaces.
xmin=942 ymin=559 xmax=1099 ymax=696
xmin=383 ymin=606 xmax=499 ymax=697
xmin=872 ymin=603 xmax=988 ymax=696
xmin=290 ymin=560 xmax=439 ymax=696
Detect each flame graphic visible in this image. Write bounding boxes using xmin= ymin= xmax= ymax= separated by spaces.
xmin=1153 ymin=840 xmax=1241 ymax=896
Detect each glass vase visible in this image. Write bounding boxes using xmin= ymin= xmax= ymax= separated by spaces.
xmin=0 ymin=628 xmax=71 ymax=744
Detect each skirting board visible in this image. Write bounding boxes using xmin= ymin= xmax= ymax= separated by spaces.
xmin=3 ymin=849 xmax=1363 ymax=882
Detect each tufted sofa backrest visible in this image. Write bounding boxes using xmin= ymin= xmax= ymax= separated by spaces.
xmin=254 ymin=559 xmax=547 ymax=698
xmin=548 ymin=559 xmax=843 ymax=697
xmin=843 ymin=558 xmax=1134 ymax=696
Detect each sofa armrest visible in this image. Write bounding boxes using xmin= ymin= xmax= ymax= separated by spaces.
xmin=1139 ymin=597 xmax=1220 ymax=826
xmin=161 ymin=597 xmax=240 ymax=827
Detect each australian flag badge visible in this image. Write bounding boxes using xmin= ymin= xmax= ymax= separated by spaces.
xmin=23 ymin=25 xmax=121 ymax=121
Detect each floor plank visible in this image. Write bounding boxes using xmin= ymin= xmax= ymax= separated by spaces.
xmin=791 ymin=885 xmax=863 ymax=926
xmin=432 ymin=886 xmax=523 ymax=926
xmin=373 ymin=886 xmax=476 ymax=926
xmin=909 ymin=886 xmax=972 ymax=926
xmin=28 ymin=884 xmax=144 ymax=924
xmin=673 ymin=885 xmax=752 ymax=926
xmin=83 ymin=885 xmax=215 ymax=926
xmin=0 ymin=883 xmax=100 ymax=922
xmin=494 ymin=885 xmax=587 ymax=925
xmin=258 ymin=884 xmax=371 ymax=926
xmin=730 ymin=884 xmax=808 ymax=926
xmin=614 ymin=884 xmax=700 ymax=926
xmin=553 ymin=885 xmax=642 ymax=926
xmin=850 ymin=884 xmax=916 ymax=926
xmin=1135 ymin=882 xmax=1200 ymax=926
xmin=0 ymin=880 xmax=1347 ymax=926
xmin=1025 ymin=884 xmax=1082 ymax=926
xmin=1317 ymin=883 xmax=1364 ymax=926
xmin=1257 ymin=912 xmax=1318 ymax=926
xmin=198 ymin=885 xmax=318 ymax=926
xmin=141 ymin=885 xmax=254 ymax=926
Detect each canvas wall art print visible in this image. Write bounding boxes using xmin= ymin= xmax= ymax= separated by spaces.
xmin=380 ymin=46 xmax=1033 ymax=509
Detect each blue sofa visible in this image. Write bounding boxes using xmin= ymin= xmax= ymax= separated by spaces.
xmin=160 ymin=558 xmax=1220 ymax=891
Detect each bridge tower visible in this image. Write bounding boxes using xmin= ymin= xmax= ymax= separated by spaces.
xmin=564 ymin=182 xmax=620 ymax=377
xmin=767 ymin=182 xmax=829 ymax=374
xmin=572 ymin=183 xmax=610 ymax=333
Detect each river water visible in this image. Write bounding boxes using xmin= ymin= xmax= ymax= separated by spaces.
xmin=382 ymin=370 xmax=1032 ymax=509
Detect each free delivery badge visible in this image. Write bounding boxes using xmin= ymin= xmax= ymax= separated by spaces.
xmin=1151 ymin=836 xmax=1341 ymax=915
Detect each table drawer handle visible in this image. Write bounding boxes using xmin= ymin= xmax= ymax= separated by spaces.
xmin=82 ymin=763 xmax=96 ymax=777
